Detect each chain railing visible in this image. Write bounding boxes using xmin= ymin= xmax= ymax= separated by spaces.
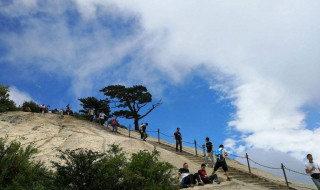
xmin=108 ymin=124 xmax=313 ymax=189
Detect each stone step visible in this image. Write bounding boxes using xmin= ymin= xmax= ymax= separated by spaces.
xmin=145 ymin=141 xmax=297 ymax=190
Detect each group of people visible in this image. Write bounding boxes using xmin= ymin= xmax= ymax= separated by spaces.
xmin=88 ymin=109 xmax=120 ymax=132
xmin=178 ymin=162 xmax=220 ymax=188
xmin=38 ymin=104 xmax=73 ymax=116
xmin=175 ymin=128 xmax=231 ymax=187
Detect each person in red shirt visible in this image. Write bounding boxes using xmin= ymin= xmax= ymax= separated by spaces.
xmin=198 ymin=163 xmax=220 ymax=184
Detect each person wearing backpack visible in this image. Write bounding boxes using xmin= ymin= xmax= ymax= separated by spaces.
xmin=211 ymin=144 xmax=231 ymax=181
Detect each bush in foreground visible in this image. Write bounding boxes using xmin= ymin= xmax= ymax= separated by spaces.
xmin=52 ymin=144 xmax=177 ymax=190
xmin=0 ymin=137 xmax=53 ymax=190
xmin=0 ymin=139 xmax=177 ymax=190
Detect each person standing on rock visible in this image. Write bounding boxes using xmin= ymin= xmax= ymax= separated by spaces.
xmin=212 ymin=144 xmax=231 ymax=181
xmin=99 ymin=111 xmax=106 ymax=126
xmin=66 ymin=104 xmax=71 ymax=116
xmin=88 ymin=109 xmax=94 ymax=122
xmin=305 ymin=154 xmax=320 ymax=189
xmin=174 ymin=128 xmax=182 ymax=152
xmin=39 ymin=104 xmax=45 ymax=115
xmin=111 ymin=116 xmax=119 ymax=132
xmin=205 ymin=137 xmax=214 ymax=167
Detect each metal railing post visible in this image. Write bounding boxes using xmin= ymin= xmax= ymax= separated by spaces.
xmin=128 ymin=124 xmax=131 ymax=137
xmin=194 ymin=140 xmax=198 ymax=156
xmin=246 ymin=153 xmax=251 ymax=174
xmin=281 ymin=163 xmax=289 ymax=187
xmin=202 ymin=145 xmax=206 ymax=157
xmin=157 ymin=128 xmax=160 ymax=143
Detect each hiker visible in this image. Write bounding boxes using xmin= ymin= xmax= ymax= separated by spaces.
xmin=66 ymin=104 xmax=71 ymax=115
xmin=88 ymin=109 xmax=94 ymax=122
xmin=39 ymin=104 xmax=45 ymax=115
xmin=139 ymin=123 xmax=148 ymax=141
xmin=59 ymin=109 xmax=64 ymax=117
xmin=178 ymin=163 xmax=204 ymax=188
xmin=211 ymin=144 xmax=231 ymax=181
xmin=198 ymin=163 xmax=220 ymax=184
xmin=205 ymin=137 xmax=214 ymax=167
xmin=99 ymin=111 xmax=106 ymax=126
xmin=111 ymin=116 xmax=119 ymax=132
xmin=174 ymin=128 xmax=182 ymax=152
xmin=305 ymin=154 xmax=320 ymax=189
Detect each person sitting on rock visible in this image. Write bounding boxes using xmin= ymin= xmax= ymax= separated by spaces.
xmin=198 ymin=163 xmax=220 ymax=184
xmin=178 ymin=163 xmax=204 ymax=188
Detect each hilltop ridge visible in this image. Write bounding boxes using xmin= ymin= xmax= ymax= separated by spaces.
xmin=0 ymin=112 xmax=315 ymax=190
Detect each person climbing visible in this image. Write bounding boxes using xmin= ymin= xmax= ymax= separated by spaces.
xmin=211 ymin=144 xmax=231 ymax=181
xmin=139 ymin=123 xmax=148 ymax=141
xmin=111 ymin=116 xmax=119 ymax=132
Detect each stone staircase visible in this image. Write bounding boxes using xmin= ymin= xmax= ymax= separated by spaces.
xmin=147 ymin=140 xmax=297 ymax=190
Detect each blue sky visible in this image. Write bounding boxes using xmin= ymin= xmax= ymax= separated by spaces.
xmin=1 ymin=0 xmax=320 ymax=185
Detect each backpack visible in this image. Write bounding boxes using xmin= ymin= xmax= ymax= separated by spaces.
xmin=215 ymin=148 xmax=225 ymax=162
xmin=111 ymin=119 xmax=117 ymax=126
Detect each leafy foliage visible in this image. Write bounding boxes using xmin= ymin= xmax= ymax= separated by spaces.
xmin=0 ymin=138 xmax=176 ymax=190
xmin=52 ymin=144 xmax=176 ymax=190
xmin=0 ymin=137 xmax=53 ymax=190
xmin=100 ymin=85 xmax=161 ymax=130
xmin=0 ymin=84 xmax=17 ymax=112
xmin=22 ymin=101 xmax=40 ymax=113
xmin=78 ymin=96 xmax=110 ymax=120
xmin=123 ymin=150 xmax=177 ymax=190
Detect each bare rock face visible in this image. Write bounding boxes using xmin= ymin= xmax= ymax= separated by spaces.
xmin=0 ymin=112 xmax=164 ymax=169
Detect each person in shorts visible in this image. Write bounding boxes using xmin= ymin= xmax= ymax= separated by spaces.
xmin=211 ymin=144 xmax=231 ymax=181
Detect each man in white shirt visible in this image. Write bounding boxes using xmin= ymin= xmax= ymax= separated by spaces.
xmin=305 ymin=154 xmax=320 ymax=189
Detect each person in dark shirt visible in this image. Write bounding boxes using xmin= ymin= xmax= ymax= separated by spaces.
xmin=178 ymin=163 xmax=203 ymax=187
xmin=139 ymin=123 xmax=148 ymax=141
xmin=174 ymin=128 xmax=182 ymax=152
xmin=198 ymin=163 xmax=220 ymax=184
xmin=205 ymin=137 xmax=214 ymax=167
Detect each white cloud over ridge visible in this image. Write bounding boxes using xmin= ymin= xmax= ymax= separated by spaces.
xmin=9 ymin=87 xmax=33 ymax=106
xmin=2 ymin=0 xmax=320 ymax=166
xmin=108 ymin=0 xmax=320 ymax=162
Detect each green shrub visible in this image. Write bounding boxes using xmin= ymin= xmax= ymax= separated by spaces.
xmin=22 ymin=101 xmax=40 ymax=113
xmin=123 ymin=150 xmax=177 ymax=190
xmin=0 ymin=138 xmax=54 ymax=190
xmin=52 ymin=145 xmax=176 ymax=190
xmin=0 ymin=84 xmax=17 ymax=112
xmin=52 ymin=144 xmax=127 ymax=190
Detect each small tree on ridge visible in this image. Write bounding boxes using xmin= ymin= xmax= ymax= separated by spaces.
xmin=100 ymin=85 xmax=161 ymax=130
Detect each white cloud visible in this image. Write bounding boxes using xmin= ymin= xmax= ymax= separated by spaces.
xmin=9 ymin=87 xmax=33 ymax=106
